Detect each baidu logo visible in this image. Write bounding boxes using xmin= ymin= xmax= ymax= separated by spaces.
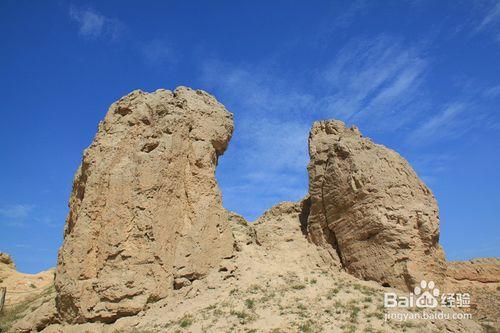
xmin=414 ymin=280 xmax=439 ymax=308
xmin=384 ymin=279 xmax=470 ymax=309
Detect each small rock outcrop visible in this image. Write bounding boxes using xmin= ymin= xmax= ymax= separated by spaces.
xmin=305 ymin=120 xmax=447 ymax=291
xmin=0 ymin=252 xmax=15 ymax=269
xmin=55 ymin=87 xmax=235 ymax=323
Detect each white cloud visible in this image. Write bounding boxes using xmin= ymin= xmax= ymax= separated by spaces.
xmin=0 ymin=204 xmax=34 ymax=219
xmin=69 ymin=6 xmax=123 ymax=40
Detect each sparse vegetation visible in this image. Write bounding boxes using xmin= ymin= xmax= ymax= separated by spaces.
xmin=327 ymin=287 xmax=340 ymax=299
xmin=244 ymin=298 xmax=255 ymax=309
xmin=349 ymin=305 xmax=361 ymax=322
xmin=178 ymin=314 xmax=193 ymax=328
xmin=247 ymin=284 xmax=262 ymax=294
xmin=230 ymin=309 xmax=256 ymax=324
xmin=341 ymin=323 xmax=357 ymax=333
xmin=292 ymin=283 xmax=306 ymax=290
xmin=297 ymin=319 xmax=317 ymax=333
xmin=482 ymin=324 xmax=498 ymax=333
xmin=260 ymin=290 xmax=276 ymax=303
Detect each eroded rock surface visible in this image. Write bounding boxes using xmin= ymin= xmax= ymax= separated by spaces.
xmin=55 ymin=87 xmax=235 ymax=323
xmin=305 ymin=120 xmax=446 ymax=291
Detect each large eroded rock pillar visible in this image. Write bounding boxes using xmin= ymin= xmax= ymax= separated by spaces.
xmin=55 ymin=87 xmax=235 ymax=323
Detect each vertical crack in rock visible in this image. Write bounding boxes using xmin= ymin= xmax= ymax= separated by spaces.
xmin=298 ymin=196 xmax=311 ymax=236
xmin=319 ymin=171 xmax=345 ymax=269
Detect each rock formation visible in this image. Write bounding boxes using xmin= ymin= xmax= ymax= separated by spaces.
xmin=305 ymin=120 xmax=446 ymax=291
xmin=6 ymin=88 xmax=498 ymax=333
xmin=55 ymin=87 xmax=235 ymax=323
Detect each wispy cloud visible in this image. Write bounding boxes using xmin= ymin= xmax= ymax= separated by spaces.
xmin=0 ymin=204 xmax=35 ymax=226
xmin=471 ymin=0 xmax=500 ymax=42
xmin=69 ymin=6 xmax=124 ymax=40
xmin=483 ymin=84 xmax=500 ymax=98
xmin=407 ymin=103 xmax=468 ymax=145
xmin=141 ymin=39 xmax=176 ymax=66
xmin=198 ymin=37 xmax=462 ymax=219
xmin=0 ymin=204 xmax=34 ymax=219
xmin=321 ymin=36 xmax=429 ymax=130
xmin=330 ymin=0 xmax=370 ymax=29
xmin=201 ymin=61 xmax=316 ymax=118
xmin=478 ymin=1 xmax=500 ymax=31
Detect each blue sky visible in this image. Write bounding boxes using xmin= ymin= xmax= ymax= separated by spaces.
xmin=1 ymin=1 xmax=499 ymax=273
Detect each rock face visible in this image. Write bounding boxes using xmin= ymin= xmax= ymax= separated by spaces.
xmin=305 ymin=120 xmax=446 ymax=291
xmin=55 ymin=87 xmax=235 ymax=323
